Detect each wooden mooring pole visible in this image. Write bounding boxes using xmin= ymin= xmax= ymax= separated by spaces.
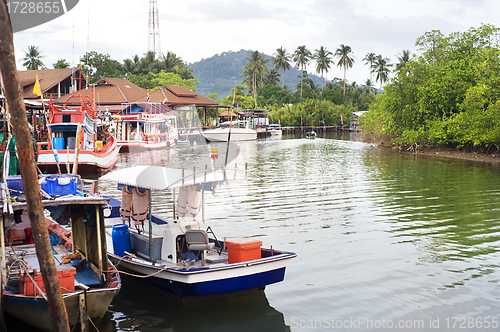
xmin=0 ymin=2 xmax=71 ymax=331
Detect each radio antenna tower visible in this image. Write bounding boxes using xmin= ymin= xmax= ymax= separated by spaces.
xmin=148 ymin=0 xmax=161 ymax=59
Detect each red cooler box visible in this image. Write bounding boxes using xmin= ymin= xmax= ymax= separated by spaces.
xmin=225 ymin=238 xmax=262 ymax=264
xmin=20 ymin=265 xmax=76 ymax=296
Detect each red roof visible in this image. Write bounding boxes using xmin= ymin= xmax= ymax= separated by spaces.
xmin=133 ymin=86 xmax=218 ymax=107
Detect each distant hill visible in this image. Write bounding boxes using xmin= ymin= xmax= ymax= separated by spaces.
xmin=188 ymin=49 xmax=323 ymax=99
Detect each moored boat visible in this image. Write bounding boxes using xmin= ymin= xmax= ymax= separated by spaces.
xmin=37 ymin=98 xmax=120 ymax=174
xmin=1 ymin=182 xmax=121 ymax=331
xmin=113 ymin=102 xmax=179 ymax=152
xmin=99 ymin=160 xmax=295 ymax=302
xmin=202 ymin=121 xmax=257 ymax=142
xmin=268 ymin=124 xmax=282 ymax=136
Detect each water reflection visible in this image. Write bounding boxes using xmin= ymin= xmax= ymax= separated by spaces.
xmin=98 ymin=135 xmax=500 ymax=331
xmin=100 ymin=275 xmax=290 ymax=332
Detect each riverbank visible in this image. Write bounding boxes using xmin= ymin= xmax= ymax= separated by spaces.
xmin=362 ymin=132 xmax=500 ymax=164
xmin=415 ymin=146 xmax=500 ymax=164
xmin=376 ymin=142 xmax=500 ymax=164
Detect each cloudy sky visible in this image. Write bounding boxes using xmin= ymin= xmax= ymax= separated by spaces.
xmin=11 ymin=0 xmax=500 ymax=88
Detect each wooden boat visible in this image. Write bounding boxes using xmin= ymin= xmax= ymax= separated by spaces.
xmin=113 ymin=102 xmax=179 ymax=152
xmin=37 ymin=98 xmax=120 ymax=174
xmin=202 ymin=121 xmax=257 ymax=142
xmin=1 ymin=188 xmax=121 ymax=331
xmin=100 ymin=162 xmax=295 ymax=302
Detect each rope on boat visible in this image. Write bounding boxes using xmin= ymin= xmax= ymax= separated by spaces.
xmin=106 ymin=254 xmax=197 ymax=279
xmin=8 ymin=258 xmax=48 ymax=301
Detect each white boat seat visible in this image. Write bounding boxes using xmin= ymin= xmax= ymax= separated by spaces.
xmin=185 ymin=230 xmax=215 ymax=265
xmin=185 ymin=230 xmax=215 ymax=251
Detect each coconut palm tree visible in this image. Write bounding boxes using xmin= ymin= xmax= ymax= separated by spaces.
xmin=163 ymin=51 xmax=183 ymax=73
xmin=293 ymin=45 xmax=312 ymax=100
xmin=243 ymin=51 xmax=269 ymax=107
xmin=363 ymin=78 xmax=375 ymax=95
xmin=313 ymin=46 xmax=333 ymax=91
xmin=335 ymin=44 xmax=355 ymax=99
xmin=22 ymin=45 xmax=46 ymax=70
xmin=394 ymin=50 xmax=411 ymax=75
xmin=372 ymin=55 xmax=392 ymax=91
xmin=273 ymin=47 xmax=291 ymax=90
xmin=363 ymin=53 xmax=376 ymax=81
xmin=264 ymin=69 xmax=281 ymax=86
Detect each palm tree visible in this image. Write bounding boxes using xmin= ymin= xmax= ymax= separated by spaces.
xmin=372 ymin=55 xmax=392 ymax=91
xmin=293 ymin=45 xmax=312 ymax=100
xmin=122 ymin=59 xmax=135 ymax=76
xmin=264 ymin=69 xmax=281 ymax=86
xmin=243 ymin=51 xmax=269 ymax=107
xmin=313 ymin=46 xmax=333 ymax=90
xmin=273 ymin=47 xmax=291 ymax=90
xmin=363 ymin=53 xmax=376 ymax=81
xmin=394 ymin=50 xmax=411 ymax=75
xmin=22 ymin=45 xmax=46 ymax=70
xmin=53 ymin=59 xmax=70 ymax=69
xmin=363 ymin=78 xmax=375 ymax=95
xmin=162 ymin=51 xmax=183 ymax=72
xmin=335 ymin=44 xmax=355 ymax=100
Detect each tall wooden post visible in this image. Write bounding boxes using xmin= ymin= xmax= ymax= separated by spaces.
xmin=0 ymin=2 xmax=70 ymax=331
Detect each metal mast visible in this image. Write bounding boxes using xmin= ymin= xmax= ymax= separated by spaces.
xmin=148 ymin=0 xmax=161 ymax=60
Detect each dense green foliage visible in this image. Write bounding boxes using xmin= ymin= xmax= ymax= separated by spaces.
xmin=267 ymin=99 xmax=352 ymax=127
xmin=127 ymin=72 xmax=199 ymax=92
xmin=362 ymin=24 xmax=500 ymax=151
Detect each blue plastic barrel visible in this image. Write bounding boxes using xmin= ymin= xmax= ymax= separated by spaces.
xmin=112 ymin=224 xmax=131 ymax=257
xmin=52 ymin=137 xmax=65 ymax=150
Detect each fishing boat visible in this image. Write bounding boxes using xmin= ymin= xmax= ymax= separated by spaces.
xmin=305 ymin=131 xmax=317 ymax=139
xmin=1 ymin=177 xmax=121 ymax=331
xmin=268 ymin=124 xmax=282 ymax=137
xmin=202 ymin=120 xmax=257 ymax=142
xmin=37 ymin=97 xmax=120 ymax=174
xmin=113 ymin=102 xmax=179 ymax=152
xmin=99 ymin=158 xmax=295 ymax=302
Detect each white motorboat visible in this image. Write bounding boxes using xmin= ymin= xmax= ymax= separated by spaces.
xmin=202 ymin=121 xmax=257 ymax=142
xmin=268 ymin=124 xmax=282 ymax=136
xmin=100 ymin=162 xmax=296 ymax=302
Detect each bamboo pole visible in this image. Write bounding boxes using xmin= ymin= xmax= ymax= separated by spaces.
xmin=0 ymin=3 xmax=70 ymax=332
xmin=72 ymin=123 xmax=81 ymax=175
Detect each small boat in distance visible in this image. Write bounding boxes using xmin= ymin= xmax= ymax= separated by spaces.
xmin=113 ymin=102 xmax=180 ymax=152
xmin=37 ymin=96 xmax=120 ymax=174
xmin=202 ymin=120 xmax=257 ymax=142
xmin=268 ymin=124 xmax=282 ymax=136
xmin=100 ymin=161 xmax=296 ymax=302
xmin=2 ymin=178 xmax=121 ymax=331
xmin=305 ymin=131 xmax=317 ymax=139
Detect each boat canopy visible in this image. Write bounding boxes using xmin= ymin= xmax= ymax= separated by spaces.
xmin=100 ymin=164 xmax=261 ymax=190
